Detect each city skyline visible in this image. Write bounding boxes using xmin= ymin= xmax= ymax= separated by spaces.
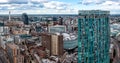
xmin=0 ymin=0 xmax=119 ymax=14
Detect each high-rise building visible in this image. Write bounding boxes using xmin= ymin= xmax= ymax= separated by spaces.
xmin=41 ymin=33 xmax=64 ymax=56
xmin=9 ymin=11 xmax=11 ymax=21
xmin=6 ymin=43 xmax=22 ymax=63
xmin=22 ymin=13 xmax=29 ymax=25
xmin=0 ymin=48 xmax=10 ymax=63
xmin=51 ymin=34 xmax=63 ymax=56
xmin=78 ymin=10 xmax=110 ymax=63
xmin=41 ymin=33 xmax=52 ymax=55
xmin=58 ymin=17 xmax=63 ymax=25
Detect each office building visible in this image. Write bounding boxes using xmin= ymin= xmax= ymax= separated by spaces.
xmin=41 ymin=33 xmax=52 ymax=55
xmin=41 ymin=33 xmax=64 ymax=56
xmin=6 ymin=43 xmax=21 ymax=63
xmin=58 ymin=17 xmax=63 ymax=25
xmin=22 ymin=13 xmax=29 ymax=25
xmin=78 ymin=10 xmax=110 ymax=63
xmin=48 ymin=25 xmax=66 ymax=33
xmin=51 ymin=34 xmax=63 ymax=56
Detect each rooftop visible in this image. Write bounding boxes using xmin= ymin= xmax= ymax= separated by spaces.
xmin=79 ymin=10 xmax=110 ymax=15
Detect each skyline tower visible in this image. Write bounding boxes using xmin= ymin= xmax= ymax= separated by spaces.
xmin=22 ymin=13 xmax=29 ymax=25
xmin=58 ymin=17 xmax=63 ymax=25
xmin=78 ymin=10 xmax=110 ymax=63
xmin=9 ymin=11 xmax=11 ymax=21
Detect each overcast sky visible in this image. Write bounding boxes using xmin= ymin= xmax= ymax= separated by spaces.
xmin=0 ymin=0 xmax=119 ymax=14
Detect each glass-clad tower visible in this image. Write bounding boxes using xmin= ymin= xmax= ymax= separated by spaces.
xmin=78 ymin=10 xmax=110 ymax=63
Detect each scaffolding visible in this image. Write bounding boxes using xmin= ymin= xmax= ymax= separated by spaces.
xmin=78 ymin=10 xmax=110 ymax=63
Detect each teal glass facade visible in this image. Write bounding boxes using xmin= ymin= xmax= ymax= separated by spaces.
xmin=78 ymin=10 xmax=110 ymax=63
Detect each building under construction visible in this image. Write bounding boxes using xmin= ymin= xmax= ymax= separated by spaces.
xmin=78 ymin=10 xmax=110 ymax=63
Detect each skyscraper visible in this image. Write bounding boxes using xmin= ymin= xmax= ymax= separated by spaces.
xmin=6 ymin=43 xmax=21 ymax=63
xmin=41 ymin=33 xmax=64 ymax=56
xmin=58 ymin=17 xmax=63 ymax=25
xmin=78 ymin=10 xmax=110 ymax=63
xmin=22 ymin=13 xmax=29 ymax=25
xmin=9 ymin=11 xmax=11 ymax=21
xmin=51 ymin=34 xmax=63 ymax=56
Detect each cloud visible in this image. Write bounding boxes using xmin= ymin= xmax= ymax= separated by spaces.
xmin=100 ymin=1 xmax=120 ymax=6
xmin=31 ymin=0 xmax=49 ymax=3
xmin=0 ymin=0 xmax=28 ymax=4
xmin=0 ymin=9 xmax=77 ymax=14
xmin=82 ymin=0 xmax=105 ymax=5
xmin=0 ymin=4 xmax=44 ymax=10
xmin=0 ymin=0 xmax=119 ymax=14
xmin=9 ymin=0 xmax=28 ymax=4
xmin=0 ymin=0 xmax=69 ymax=10
xmin=78 ymin=0 xmax=120 ymax=14
xmin=43 ymin=1 xmax=70 ymax=10
xmin=0 ymin=0 xmax=45 ymax=10
xmin=110 ymin=0 xmax=120 ymax=2
xmin=81 ymin=0 xmax=120 ymax=5
xmin=0 ymin=0 xmax=8 ymax=3
xmin=0 ymin=0 xmax=49 ymax=4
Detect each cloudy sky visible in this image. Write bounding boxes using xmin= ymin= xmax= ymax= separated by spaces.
xmin=0 ymin=0 xmax=119 ymax=14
